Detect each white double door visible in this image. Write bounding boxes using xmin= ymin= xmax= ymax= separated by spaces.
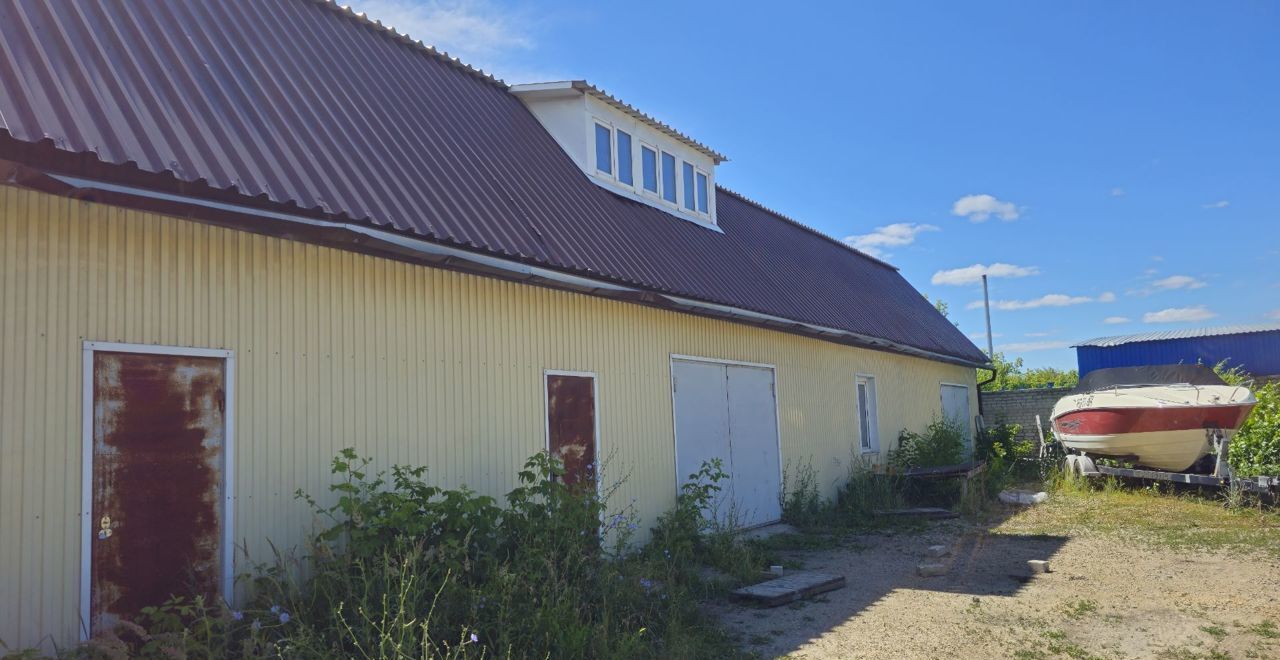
xmin=672 ymin=358 xmax=782 ymax=528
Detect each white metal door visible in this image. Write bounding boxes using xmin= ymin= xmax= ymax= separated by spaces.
xmin=672 ymin=360 xmax=733 ymax=520
xmin=672 ymin=358 xmax=782 ymax=528
xmin=726 ymin=365 xmax=782 ymax=526
xmin=941 ymin=383 xmax=972 ymax=451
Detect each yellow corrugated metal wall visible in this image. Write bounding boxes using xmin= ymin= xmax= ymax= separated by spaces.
xmin=0 ymin=185 xmax=977 ymax=648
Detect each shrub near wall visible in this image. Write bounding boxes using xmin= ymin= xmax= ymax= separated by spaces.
xmin=53 ymin=451 xmax=752 ymax=660
xmin=1230 ymin=381 xmax=1280 ymax=477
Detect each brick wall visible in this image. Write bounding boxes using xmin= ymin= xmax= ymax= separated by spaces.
xmin=980 ymin=387 xmax=1075 ymax=444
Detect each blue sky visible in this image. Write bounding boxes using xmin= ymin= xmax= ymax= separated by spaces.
xmin=348 ymin=0 xmax=1280 ymax=370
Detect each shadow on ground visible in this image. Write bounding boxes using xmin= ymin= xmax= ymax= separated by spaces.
xmin=709 ymin=506 xmax=1070 ymax=656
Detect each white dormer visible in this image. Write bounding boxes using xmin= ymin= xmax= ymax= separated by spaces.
xmin=510 ymin=80 xmax=727 ymax=229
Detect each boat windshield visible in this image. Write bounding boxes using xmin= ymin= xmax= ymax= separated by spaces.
xmin=1078 ymin=364 xmax=1226 ymax=392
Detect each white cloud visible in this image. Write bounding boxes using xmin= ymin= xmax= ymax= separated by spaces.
xmin=844 ymin=223 xmax=939 ymax=260
xmin=1110 ymin=187 xmax=1125 ymax=197
xmin=1151 ymin=274 xmax=1206 ymax=291
xmin=1024 ymin=332 xmax=1052 ymax=337
xmin=951 ymin=194 xmax=1020 ymax=222
xmin=966 ymin=291 xmax=1115 ymax=311
xmin=1266 ymin=309 xmax=1280 ymax=320
xmin=1143 ymin=306 xmax=1217 ymax=323
xmin=1103 ymin=316 xmax=1131 ymax=325
xmin=997 ymin=340 xmax=1071 ymax=352
xmin=967 ymin=294 xmax=1092 ymax=311
xmin=346 ymin=0 xmax=538 ymax=77
xmin=1201 ymin=200 xmax=1230 ymax=209
xmin=930 ymin=263 xmax=1040 ymax=286
xmin=1130 ymin=274 xmax=1208 ymax=296
xmin=968 ymin=331 xmax=1003 ymax=341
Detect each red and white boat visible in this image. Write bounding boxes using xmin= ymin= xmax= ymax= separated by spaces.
xmin=1052 ymin=365 xmax=1256 ymax=472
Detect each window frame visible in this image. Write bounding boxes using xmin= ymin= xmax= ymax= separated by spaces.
xmin=639 ymin=142 xmax=660 ymax=195
xmin=681 ymin=160 xmax=696 ymax=211
xmin=583 ymin=115 xmax=718 ymax=228
xmin=592 ymin=120 xmax=614 ymax=177
xmin=615 ymin=129 xmax=633 ymax=186
xmin=660 ymin=150 xmax=678 ymax=205
xmin=695 ymin=168 xmax=710 ymax=215
xmin=855 ymin=373 xmax=880 ymax=454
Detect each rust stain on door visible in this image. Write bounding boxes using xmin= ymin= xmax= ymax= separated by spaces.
xmin=91 ymin=351 xmax=226 ymax=634
xmin=546 ymin=375 xmax=597 ymax=488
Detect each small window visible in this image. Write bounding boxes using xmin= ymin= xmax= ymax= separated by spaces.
xmin=682 ymin=162 xmax=696 ymax=211
xmin=661 ymin=152 xmax=677 ymax=203
xmin=856 ymin=375 xmax=879 ymax=452
xmin=696 ymin=171 xmax=709 ymax=213
xmin=616 ymin=130 xmax=633 ymax=185
xmin=641 ymin=146 xmax=658 ymax=193
xmin=594 ymin=123 xmax=612 ymax=175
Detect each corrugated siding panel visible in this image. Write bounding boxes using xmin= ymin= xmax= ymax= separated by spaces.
xmin=0 ymin=186 xmax=977 ymax=648
xmin=1077 ymin=333 xmax=1280 ymax=377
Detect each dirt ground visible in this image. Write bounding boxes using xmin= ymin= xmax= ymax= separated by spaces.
xmin=709 ymin=492 xmax=1280 ymax=659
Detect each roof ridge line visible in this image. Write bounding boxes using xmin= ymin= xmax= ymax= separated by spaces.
xmin=1073 ymin=322 xmax=1280 ymax=348
xmin=312 ymin=0 xmax=510 ymax=90
xmin=716 ymin=186 xmax=899 ymax=271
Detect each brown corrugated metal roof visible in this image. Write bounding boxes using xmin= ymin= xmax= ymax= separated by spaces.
xmin=0 ymin=0 xmax=987 ymax=365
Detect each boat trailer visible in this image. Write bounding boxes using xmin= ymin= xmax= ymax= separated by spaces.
xmin=1059 ymin=428 xmax=1279 ymax=497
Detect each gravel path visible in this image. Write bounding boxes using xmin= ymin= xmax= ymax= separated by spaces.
xmin=709 ymin=515 xmax=1280 ymax=658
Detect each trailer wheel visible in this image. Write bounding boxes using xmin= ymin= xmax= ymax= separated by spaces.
xmin=1064 ymin=454 xmax=1080 ymax=476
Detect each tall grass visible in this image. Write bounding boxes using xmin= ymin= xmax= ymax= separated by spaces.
xmin=38 ymin=451 xmax=754 ymax=660
xmin=778 ymin=454 xmax=906 ymax=532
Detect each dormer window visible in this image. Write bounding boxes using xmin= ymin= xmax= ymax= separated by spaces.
xmin=594 ymin=123 xmax=612 ymax=175
xmin=682 ymin=162 xmax=696 ymax=211
xmin=617 ymin=130 xmax=633 ymax=185
xmin=641 ymin=145 xmax=658 ymax=193
xmin=661 ymin=151 xmax=677 ymax=204
xmin=512 ymin=80 xmax=727 ymax=229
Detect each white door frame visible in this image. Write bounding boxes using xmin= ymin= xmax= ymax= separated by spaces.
xmin=939 ymin=381 xmax=974 ymax=450
xmin=855 ymin=372 xmax=880 ymax=454
xmin=543 ymin=369 xmax=601 ymax=494
xmin=80 ymin=341 xmax=236 ymax=640
xmin=939 ymin=382 xmax=972 ymax=420
xmin=668 ymin=355 xmax=784 ymax=521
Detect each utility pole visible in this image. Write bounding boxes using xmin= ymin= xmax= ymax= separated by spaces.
xmin=982 ymin=273 xmax=994 ymax=357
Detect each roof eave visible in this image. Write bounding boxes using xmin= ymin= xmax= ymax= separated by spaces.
xmin=511 ymin=80 xmax=728 ymax=163
xmin=7 ymin=164 xmax=986 ymax=368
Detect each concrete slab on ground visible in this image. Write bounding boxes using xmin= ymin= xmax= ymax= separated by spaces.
xmin=732 ymin=572 xmax=846 ymax=607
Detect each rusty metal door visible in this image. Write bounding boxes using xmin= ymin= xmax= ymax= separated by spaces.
xmin=86 ymin=347 xmax=229 ymax=635
xmin=546 ymin=373 xmax=597 ymax=488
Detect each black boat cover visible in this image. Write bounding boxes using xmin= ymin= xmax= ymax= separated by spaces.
xmin=1078 ymin=365 xmax=1226 ymax=392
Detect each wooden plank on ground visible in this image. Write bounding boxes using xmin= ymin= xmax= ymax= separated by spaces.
xmin=901 ymin=460 xmax=987 ymax=480
xmin=732 ymin=572 xmax=846 ymax=607
xmin=872 ymin=507 xmax=958 ymax=519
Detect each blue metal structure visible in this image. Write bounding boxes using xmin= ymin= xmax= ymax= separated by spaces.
xmin=1075 ymin=324 xmax=1280 ymax=377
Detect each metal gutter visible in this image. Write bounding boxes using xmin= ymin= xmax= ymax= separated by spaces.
xmin=36 ymin=172 xmax=990 ymax=370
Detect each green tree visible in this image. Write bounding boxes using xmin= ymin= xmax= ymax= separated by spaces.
xmin=924 ymin=294 xmax=958 ymax=327
xmin=978 ymin=352 xmax=1078 ymax=391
